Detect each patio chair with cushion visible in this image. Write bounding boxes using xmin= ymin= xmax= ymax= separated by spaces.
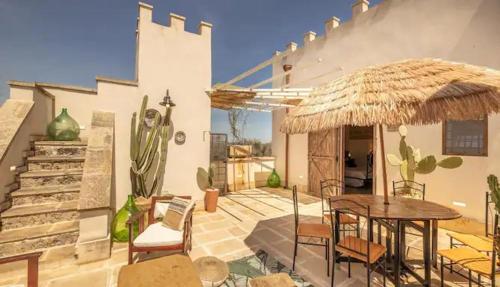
xmin=448 ymin=192 xmax=494 ymax=253
xmin=126 ymin=195 xmax=194 ymax=264
xmin=329 ymin=197 xmax=386 ymax=287
xmin=320 ymin=179 xmax=359 ymax=230
xmin=438 ymin=213 xmax=499 ymax=287
xmin=292 ymin=185 xmax=331 ymax=276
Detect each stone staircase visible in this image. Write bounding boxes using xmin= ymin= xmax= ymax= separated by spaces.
xmin=0 ymin=140 xmax=86 ymax=258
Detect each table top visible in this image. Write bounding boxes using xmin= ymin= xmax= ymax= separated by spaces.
xmin=329 ymin=194 xmax=461 ymax=221
xmin=118 ymin=254 xmax=203 ymax=287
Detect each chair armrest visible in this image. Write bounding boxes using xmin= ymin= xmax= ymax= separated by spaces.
xmin=126 ymin=210 xmax=147 ymax=226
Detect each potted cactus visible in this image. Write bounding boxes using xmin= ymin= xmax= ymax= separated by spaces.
xmin=197 ymin=166 xmax=219 ymax=212
xmin=387 ymin=126 xmax=463 ymax=196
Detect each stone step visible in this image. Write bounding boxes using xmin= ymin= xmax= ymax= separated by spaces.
xmin=0 ymin=221 xmax=79 ymax=258
xmin=1 ymin=201 xmax=79 ymax=230
xmin=34 ymin=141 xmax=87 ymax=157
xmin=27 ymin=156 xmax=85 ymax=171
xmin=10 ymin=185 xmax=80 ymax=206
xmin=19 ymin=170 xmax=83 ymax=188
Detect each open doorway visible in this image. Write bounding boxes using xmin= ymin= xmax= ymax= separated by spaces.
xmin=343 ymin=126 xmax=374 ymax=194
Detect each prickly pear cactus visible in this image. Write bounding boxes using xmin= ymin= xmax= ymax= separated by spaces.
xmin=386 ymin=126 xmax=463 ymax=189
xmin=487 ymin=175 xmax=500 ymax=266
xmin=130 ymin=95 xmax=172 ymax=198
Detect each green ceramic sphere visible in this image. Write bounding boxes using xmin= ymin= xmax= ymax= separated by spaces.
xmin=111 ymin=195 xmax=139 ymax=242
xmin=47 ymin=108 xmax=80 ymax=141
xmin=267 ymin=169 xmax=281 ymax=188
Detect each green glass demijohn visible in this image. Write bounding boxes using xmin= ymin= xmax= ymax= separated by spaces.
xmin=47 ymin=108 xmax=80 ymax=141
xmin=111 ymin=195 xmax=139 ymax=242
xmin=267 ymin=169 xmax=281 ymax=188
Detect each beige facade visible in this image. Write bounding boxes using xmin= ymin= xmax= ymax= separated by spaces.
xmin=0 ymin=3 xmax=212 ymax=211
xmin=271 ymin=0 xmax=500 ymax=220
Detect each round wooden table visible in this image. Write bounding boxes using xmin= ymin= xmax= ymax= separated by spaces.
xmin=330 ymin=194 xmax=461 ymax=287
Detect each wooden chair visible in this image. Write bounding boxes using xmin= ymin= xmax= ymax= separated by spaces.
xmin=330 ymin=198 xmax=386 ymax=287
xmin=438 ymin=214 xmax=499 ymax=286
xmin=127 ymin=195 xmax=194 ymax=264
xmin=448 ymin=192 xmax=494 ymax=253
xmin=0 ymin=252 xmax=42 ymax=287
xmin=292 ymin=185 xmax=331 ymax=276
xmin=320 ymin=179 xmax=359 ymax=230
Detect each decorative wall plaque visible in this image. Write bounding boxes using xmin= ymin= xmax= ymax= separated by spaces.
xmin=175 ymin=131 xmax=186 ymax=145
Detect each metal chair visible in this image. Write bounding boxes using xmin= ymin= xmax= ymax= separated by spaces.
xmin=330 ymin=197 xmax=387 ymax=287
xmin=392 ymin=180 xmax=426 ymax=200
xmin=292 ymin=185 xmax=331 ymax=276
xmin=438 ymin=213 xmax=499 ymax=286
xmin=389 ymin=180 xmax=427 ymax=257
xmin=448 ymin=192 xmax=494 ymax=254
xmin=320 ymin=179 xmax=359 ymax=233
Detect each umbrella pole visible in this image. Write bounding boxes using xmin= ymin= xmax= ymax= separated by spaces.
xmin=378 ymin=124 xmax=390 ymax=205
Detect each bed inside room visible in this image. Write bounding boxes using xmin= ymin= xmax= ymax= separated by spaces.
xmin=344 ymin=126 xmax=373 ymax=194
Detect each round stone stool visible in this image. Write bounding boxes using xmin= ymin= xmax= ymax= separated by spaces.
xmin=193 ymin=256 xmax=229 ymax=287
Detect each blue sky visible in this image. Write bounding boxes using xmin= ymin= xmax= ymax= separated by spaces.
xmin=0 ymin=0 xmax=381 ymax=142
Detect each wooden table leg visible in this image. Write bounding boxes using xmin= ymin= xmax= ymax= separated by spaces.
xmin=432 ymin=220 xmax=438 ymax=268
xmin=27 ymin=256 xmax=39 ymax=287
xmin=423 ymin=220 xmax=431 ymax=287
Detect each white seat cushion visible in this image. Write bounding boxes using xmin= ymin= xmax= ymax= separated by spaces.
xmin=133 ymin=222 xmax=183 ymax=247
xmin=154 ymin=202 xmax=170 ymax=218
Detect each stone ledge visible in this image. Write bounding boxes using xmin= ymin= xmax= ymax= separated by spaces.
xmin=95 ymin=76 xmax=138 ymax=87
xmin=1 ymin=200 xmax=78 ymax=218
xmin=0 ymin=220 xmax=79 ymax=244
xmin=8 ymin=80 xmax=97 ymax=94
xmin=76 ymin=236 xmax=111 ymax=264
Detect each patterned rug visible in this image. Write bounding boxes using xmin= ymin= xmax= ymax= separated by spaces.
xmin=225 ymin=249 xmax=313 ymax=286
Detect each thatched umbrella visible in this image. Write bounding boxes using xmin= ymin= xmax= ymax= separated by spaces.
xmin=280 ymin=58 xmax=500 ymax=204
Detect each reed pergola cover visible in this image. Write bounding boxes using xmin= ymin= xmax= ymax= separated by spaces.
xmin=281 ymin=58 xmax=500 ymax=134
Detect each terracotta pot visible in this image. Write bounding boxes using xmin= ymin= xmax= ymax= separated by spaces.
xmin=205 ymin=188 xmax=219 ymax=212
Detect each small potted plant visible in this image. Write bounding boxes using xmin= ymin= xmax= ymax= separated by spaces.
xmin=197 ymin=166 xmax=219 ymax=212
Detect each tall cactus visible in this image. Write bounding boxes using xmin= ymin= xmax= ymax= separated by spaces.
xmin=130 ymin=95 xmax=172 ymax=198
xmin=387 ymin=126 xmax=463 ymax=184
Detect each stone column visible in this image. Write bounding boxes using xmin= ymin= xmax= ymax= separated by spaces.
xmin=76 ymin=111 xmax=115 ymax=263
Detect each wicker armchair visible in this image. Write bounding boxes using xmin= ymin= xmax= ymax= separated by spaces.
xmin=127 ymin=195 xmax=194 ymax=264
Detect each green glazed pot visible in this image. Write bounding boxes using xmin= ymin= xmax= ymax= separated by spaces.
xmin=111 ymin=195 xmax=139 ymax=242
xmin=267 ymin=169 xmax=281 ymax=188
xmin=47 ymin=108 xmax=80 ymax=141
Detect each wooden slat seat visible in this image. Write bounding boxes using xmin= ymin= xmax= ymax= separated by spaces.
xmin=463 ymin=258 xmax=499 ymax=276
xmin=336 ymin=235 xmax=386 ymax=264
xmin=297 ymin=223 xmax=331 ymax=239
xmin=447 ymin=232 xmax=493 ymax=252
xmin=438 ymin=247 xmax=489 ymax=265
xmin=323 ymin=213 xmax=359 ymax=225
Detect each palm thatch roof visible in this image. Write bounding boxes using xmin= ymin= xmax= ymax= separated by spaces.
xmin=281 ymin=58 xmax=500 ymax=134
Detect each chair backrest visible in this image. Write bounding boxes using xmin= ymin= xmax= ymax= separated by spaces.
xmin=392 ymin=180 xmax=426 ymax=200
xmin=485 ymin=192 xmax=496 ymax=238
xmin=149 ymin=195 xmax=192 ymax=224
xmin=292 ymin=186 xmax=300 ymax=235
xmin=490 ymin=213 xmax=499 ymax=277
xmin=320 ymin=179 xmax=345 ymax=214
xmin=329 ymin=197 xmax=371 ymax=263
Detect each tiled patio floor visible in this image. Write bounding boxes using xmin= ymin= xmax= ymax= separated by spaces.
xmin=0 ymin=188 xmax=488 ymax=286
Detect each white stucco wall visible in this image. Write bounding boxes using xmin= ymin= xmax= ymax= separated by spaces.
xmin=2 ymin=3 xmax=212 ymax=210
xmin=271 ymin=0 xmax=500 ymax=220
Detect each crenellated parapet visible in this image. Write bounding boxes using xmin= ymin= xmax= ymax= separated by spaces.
xmin=273 ymin=0 xmax=370 ymax=58
xmin=137 ymin=2 xmax=212 ymax=36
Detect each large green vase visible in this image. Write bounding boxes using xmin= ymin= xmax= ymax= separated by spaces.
xmin=47 ymin=108 xmax=80 ymax=141
xmin=111 ymin=195 xmax=139 ymax=242
xmin=267 ymin=169 xmax=281 ymax=188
